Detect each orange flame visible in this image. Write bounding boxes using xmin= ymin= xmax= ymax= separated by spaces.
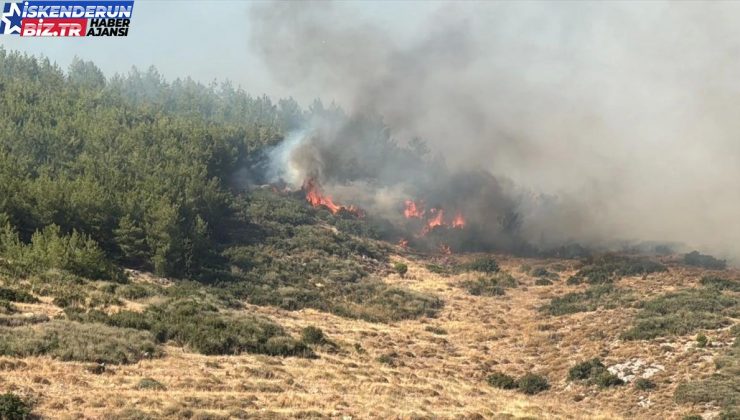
xmin=404 ymin=200 xmax=425 ymax=219
xmin=303 ymin=178 xmax=363 ymax=217
xmin=422 ymin=208 xmax=445 ymax=235
xmin=452 ymin=211 xmax=466 ymax=229
xmin=439 ymin=244 xmax=452 ymax=255
xmin=398 ymin=238 xmax=409 ymax=249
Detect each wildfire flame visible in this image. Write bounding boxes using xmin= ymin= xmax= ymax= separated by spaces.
xmin=423 ymin=208 xmax=445 ymax=234
xmin=403 ymin=200 xmax=425 ymax=218
xmin=452 ymin=211 xmax=466 ymax=229
xmin=398 ymin=238 xmax=409 ymax=249
xmin=303 ymin=178 xmax=364 ymax=217
xmin=403 ymin=198 xmax=467 ymax=237
xmin=439 ymin=244 xmax=452 ymax=255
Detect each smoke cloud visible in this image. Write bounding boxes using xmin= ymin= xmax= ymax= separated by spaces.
xmin=249 ymin=1 xmax=740 ymax=261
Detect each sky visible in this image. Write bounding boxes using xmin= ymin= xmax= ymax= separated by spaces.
xmin=4 ymin=0 xmax=740 ymax=259
xmin=0 ymin=0 xmax=434 ymax=104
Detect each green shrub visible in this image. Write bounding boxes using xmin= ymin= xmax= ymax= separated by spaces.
xmin=136 ymin=377 xmax=165 ymax=390
xmin=0 ymin=224 xmax=118 ymax=280
xmin=682 ymin=416 xmax=702 ymax=420
xmin=674 ymin=335 xmax=739 ymax=414
xmin=534 ymin=278 xmax=553 ymax=286
xmin=568 ymin=358 xmax=606 ymax=381
xmin=568 ymin=358 xmax=623 ymax=387
xmin=116 ymin=283 xmax=159 ymax=300
xmin=568 ymin=255 xmax=666 ymax=285
xmin=696 ymin=334 xmax=709 ymax=348
xmin=487 ymin=372 xmax=517 ymax=390
xmin=0 ymin=320 xmax=158 ymax=364
xmin=393 ymin=262 xmax=408 ymax=278
xmin=300 ymin=326 xmax=327 ymax=344
xmin=104 ymin=299 xmax=314 ymax=357
xmin=516 ymin=373 xmax=550 ymax=395
xmin=530 ymin=267 xmax=557 ymax=279
xmin=0 ymin=392 xmax=32 ymax=420
xmin=622 ymin=289 xmax=738 ymax=340
xmin=635 ymin=378 xmax=656 ymax=391
xmin=460 ymin=256 xmax=500 ymax=273
xmin=425 ymin=263 xmax=454 ymax=276
xmin=461 ymin=273 xmax=517 ymax=297
xmin=0 ymin=313 xmax=49 ymax=327
xmin=0 ymin=287 xmax=38 ymax=303
xmin=377 ymin=352 xmax=399 ymax=366
xmin=424 ymin=325 xmax=447 ymax=335
xmin=675 ymin=377 xmax=739 ymax=407
xmin=0 ymin=300 xmax=15 ymax=315
xmin=542 ymin=285 xmax=634 ymax=316
xmin=700 ymin=276 xmax=739 ymax=292
xmin=330 ymin=280 xmax=443 ymax=322
xmin=720 ymin=408 xmax=740 ymax=420
xmin=684 ymin=251 xmax=726 ymax=270
xmin=593 ymin=371 xmax=624 ymax=388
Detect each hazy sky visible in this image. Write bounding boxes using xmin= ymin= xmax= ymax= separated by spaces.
xmin=0 ymin=0 xmax=434 ymax=103
xmin=4 ymin=0 xmax=740 ymax=259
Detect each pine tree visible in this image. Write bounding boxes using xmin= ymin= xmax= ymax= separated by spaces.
xmin=113 ymin=215 xmax=149 ymax=267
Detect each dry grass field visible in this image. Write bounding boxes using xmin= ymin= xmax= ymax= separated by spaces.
xmin=0 ymin=254 xmax=736 ymax=419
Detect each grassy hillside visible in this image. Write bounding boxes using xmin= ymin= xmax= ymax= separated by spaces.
xmin=0 ymin=50 xmax=737 ymax=419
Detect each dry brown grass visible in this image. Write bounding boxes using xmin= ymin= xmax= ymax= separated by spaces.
xmin=0 ymin=254 xmax=735 ymax=419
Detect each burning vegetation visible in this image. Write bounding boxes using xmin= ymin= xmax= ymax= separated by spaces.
xmin=302 ymin=178 xmax=364 ymax=218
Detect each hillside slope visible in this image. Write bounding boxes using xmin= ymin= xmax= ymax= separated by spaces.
xmin=2 ymin=253 xmax=736 ymax=419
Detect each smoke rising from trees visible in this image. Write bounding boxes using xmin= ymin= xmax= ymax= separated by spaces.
xmin=250 ymin=1 xmax=740 ymax=260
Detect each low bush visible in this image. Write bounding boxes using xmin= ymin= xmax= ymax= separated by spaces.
xmin=393 ymin=262 xmax=408 ymax=278
xmin=700 ymin=276 xmax=740 ymax=292
xmin=0 ymin=392 xmax=32 ymax=420
xmin=541 ymin=285 xmax=634 ymax=316
xmin=116 ymin=283 xmax=160 ymax=300
xmin=424 ymin=325 xmax=447 ymax=335
xmin=516 ymin=373 xmax=550 ymax=395
xmin=460 ymin=256 xmax=500 ymax=273
xmin=425 ymin=263 xmax=454 ymax=276
xmin=593 ymin=371 xmax=625 ymax=388
xmin=534 ymin=278 xmax=553 ymax=286
xmin=461 ymin=273 xmax=517 ymax=297
xmin=635 ymin=378 xmax=656 ymax=391
xmin=301 ymin=326 xmax=327 ymax=344
xmin=0 ymin=287 xmax=38 ymax=303
xmin=568 ymin=358 xmax=606 ymax=381
xmin=329 ymin=280 xmax=443 ymax=322
xmin=0 ymin=313 xmax=49 ymax=327
xmin=674 ymin=333 xmax=739 ymax=415
xmin=0 ymin=320 xmax=158 ymax=364
xmin=568 ymin=358 xmax=624 ymax=388
xmin=674 ymin=377 xmax=739 ymax=407
xmin=568 ymin=254 xmax=666 ymax=285
xmin=84 ymin=299 xmax=315 ymax=357
xmin=621 ymin=289 xmax=738 ymax=340
xmin=0 ymin=224 xmax=120 ymax=280
xmin=530 ymin=267 xmax=557 ymax=279
xmin=487 ymin=372 xmax=517 ymax=390
xmin=377 ymin=352 xmax=399 ymax=366
xmin=486 ymin=371 xmax=549 ymax=394
xmin=136 ymin=377 xmax=165 ymax=390
xmin=684 ymin=251 xmax=726 ymax=270
xmin=0 ymin=300 xmax=15 ymax=315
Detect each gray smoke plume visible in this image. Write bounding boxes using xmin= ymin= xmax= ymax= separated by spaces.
xmin=250 ymin=1 xmax=740 ymax=261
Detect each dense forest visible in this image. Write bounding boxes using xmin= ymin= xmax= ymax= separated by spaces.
xmin=0 ymin=47 xmax=440 ymax=322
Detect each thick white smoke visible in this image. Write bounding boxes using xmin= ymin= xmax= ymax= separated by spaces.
xmin=250 ymin=1 xmax=740 ymax=262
